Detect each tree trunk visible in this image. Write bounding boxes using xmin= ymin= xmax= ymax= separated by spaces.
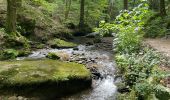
xmin=108 ymin=0 xmax=114 ymax=20
xmin=6 ymin=0 xmax=22 ymax=34
xmin=6 ymin=0 xmax=17 ymax=34
xmin=124 ymin=0 xmax=128 ymax=10
xmin=65 ymin=0 xmax=71 ymax=20
xmin=160 ymin=0 xmax=166 ymax=16
xmin=133 ymin=0 xmax=136 ymax=7
xmin=79 ymin=0 xmax=85 ymax=28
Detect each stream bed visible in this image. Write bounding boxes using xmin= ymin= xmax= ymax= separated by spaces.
xmin=17 ymin=38 xmax=118 ymax=100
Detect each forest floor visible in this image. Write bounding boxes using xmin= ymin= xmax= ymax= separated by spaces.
xmin=144 ymin=38 xmax=170 ymax=88
xmin=144 ymin=38 xmax=170 ymax=57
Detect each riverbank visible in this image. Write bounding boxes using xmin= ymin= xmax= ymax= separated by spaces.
xmin=0 ymin=37 xmax=118 ymax=100
xmin=144 ymin=38 xmax=170 ymax=88
xmin=115 ymin=38 xmax=170 ymax=100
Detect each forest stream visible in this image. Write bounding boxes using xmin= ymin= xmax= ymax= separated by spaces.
xmin=16 ymin=37 xmax=118 ymax=100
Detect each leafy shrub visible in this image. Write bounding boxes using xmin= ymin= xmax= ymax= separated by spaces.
xmin=97 ymin=3 xmax=151 ymax=54
xmin=155 ymin=84 xmax=170 ymax=100
xmin=135 ymin=82 xmax=155 ymax=99
xmin=144 ymin=17 xmax=167 ymax=38
xmin=0 ymin=49 xmax=19 ymax=60
xmin=31 ymin=0 xmax=57 ymax=13
xmin=97 ymin=2 xmax=170 ymax=100
xmin=116 ymin=48 xmax=161 ymax=86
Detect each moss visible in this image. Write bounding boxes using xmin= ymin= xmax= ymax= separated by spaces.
xmin=0 ymin=60 xmax=91 ymax=85
xmin=18 ymin=49 xmax=31 ymax=57
xmin=0 ymin=60 xmax=91 ymax=98
xmin=48 ymin=38 xmax=77 ymax=48
xmin=0 ymin=49 xmax=31 ymax=60
xmin=36 ymin=43 xmax=45 ymax=49
xmin=46 ymin=52 xmax=60 ymax=60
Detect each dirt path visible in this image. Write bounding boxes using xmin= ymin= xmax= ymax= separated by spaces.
xmin=144 ymin=38 xmax=170 ymax=57
xmin=144 ymin=38 xmax=170 ymax=88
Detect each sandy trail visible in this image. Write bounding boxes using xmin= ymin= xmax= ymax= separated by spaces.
xmin=144 ymin=38 xmax=170 ymax=57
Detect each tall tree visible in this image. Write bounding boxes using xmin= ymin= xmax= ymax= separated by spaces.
xmin=6 ymin=0 xmax=22 ymax=34
xmin=6 ymin=0 xmax=17 ymax=34
xmin=148 ymin=0 xmax=159 ymax=11
xmin=124 ymin=0 xmax=128 ymax=10
xmin=79 ymin=0 xmax=85 ymax=28
xmin=108 ymin=0 xmax=114 ymax=20
xmin=65 ymin=0 xmax=72 ymax=20
xmin=160 ymin=0 xmax=166 ymax=16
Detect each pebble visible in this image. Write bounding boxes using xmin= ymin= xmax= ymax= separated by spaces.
xmin=8 ymin=96 xmax=18 ymax=100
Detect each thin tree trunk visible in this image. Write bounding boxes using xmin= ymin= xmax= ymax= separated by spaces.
xmin=108 ymin=0 xmax=114 ymax=20
xmin=6 ymin=0 xmax=22 ymax=34
xmin=65 ymin=0 xmax=71 ymax=20
xmin=124 ymin=0 xmax=128 ymax=10
xmin=6 ymin=0 xmax=17 ymax=34
xmin=133 ymin=0 xmax=136 ymax=7
xmin=79 ymin=0 xmax=85 ymax=28
xmin=160 ymin=0 xmax=166 ymax=16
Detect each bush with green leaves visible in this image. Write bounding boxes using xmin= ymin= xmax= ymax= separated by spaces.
xmin=115 ymin=47 xmax=170 ymax=100
xmin=0 ymin=49 xmax=19 ymax=60
xmin=144 ymin=16 xmax=167 ymax=38
xmin=97 ymin=2 xmax=170 ymax=99
xmin=115 ymin=48 xmax=161 ymax=86
xmin=96 ymin=3 xmax=151 ymax=54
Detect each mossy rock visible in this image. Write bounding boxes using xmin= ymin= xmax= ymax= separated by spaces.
xmin=0 ymin=60 xmax=91 ymax=98
xmin=46 ymin=52 xmax=60 ymax=60
xmin=155 ymin=85 xmax=170 ymax=100
xmin=4 ymin=35 xmax=30 ymax=49
xmin=48 ymin=38 xmax=77 ymax=48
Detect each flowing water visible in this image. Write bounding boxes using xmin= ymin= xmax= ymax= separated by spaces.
xmin=17 ymin=38 xmax=118 ymax=100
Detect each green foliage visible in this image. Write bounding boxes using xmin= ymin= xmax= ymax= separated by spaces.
xmin=31 ymin=0 xmax=58 ymax=13
xmin=56 ymin=0 xmax=108 ymax=27
xmin=17 ymin=0 xmax=69 ymax=41
xmin=145 ymin=16 xmax=167 ymax=38
xmin=155 ymin=84 xmax=170 ymax=100
xmin=98 ymin=2 xmax=170 ymax=99
xmin=97 ymin=3 xmax=151 ymax=54
xmin=84 ymin=0 xmax=108 ymax=27
xmin=116 ymin=90 xmax=138 ymax=100
xmin=115 ymin=48 xmax=161 ymax=85
xmin=46 ymin=52 xmax=60 ymax=60
xmin=135 ymin=82 xmax=155 ymax=99
xmin=47 ymin=38 xmax=77 ymax=48
xmin=0 ymin=49 xmax=19 ymax=60
xmin=115 ymin=47 xmax=170 ymax=99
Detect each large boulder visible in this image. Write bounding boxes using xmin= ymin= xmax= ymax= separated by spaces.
xmin=47 ymin=38 xmax=78 ymax=48
xmin=0 ymin=60 xmax=92 ymax=99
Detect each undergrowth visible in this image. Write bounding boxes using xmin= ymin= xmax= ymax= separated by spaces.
xmin=97 ymin=2 xmax=170 ymax=100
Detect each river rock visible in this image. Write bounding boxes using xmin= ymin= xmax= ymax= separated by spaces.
xmin=73 ymin=47 xmax=79 ymax=51
xmin=86 ymin=41 xmax=94 ymax=46
xmin=92 ymin=72 xmax=101 ymax=79
xmin=8 ymin=96 xmax=18 ymax=100
xmin=116 ymin=82 xmax=130 ymax=93
xmin=0 ymin=60 xmax=92 ymax=98
xmin=85 ymin=32 xmax=100 ymax=38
